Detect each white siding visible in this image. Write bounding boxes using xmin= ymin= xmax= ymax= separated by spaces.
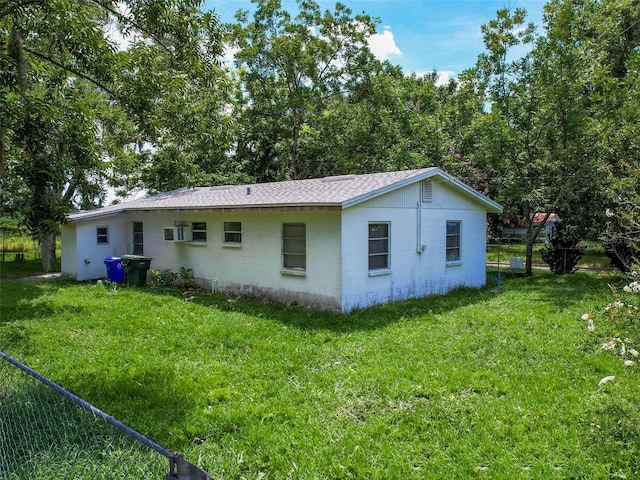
xmin=62 ymin=176 xmax=492 ymax=312
xmin=340 ymin=182 xmax=488 ymax=312
xmin=66 ymin=210 xmax=343 ymax=311
xmin=62 ymin=217 xmax=128 ymax=281
xmin=60 ymin=224 xmax=77 ymax=278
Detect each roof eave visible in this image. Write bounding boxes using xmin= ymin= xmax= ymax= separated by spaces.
xmin=67 ymin=202 xmax=343 ymax=223
xmin=437 ymin=169 xmax=503 ymax=213
xmin=67 ymin=209 xmax=125 ymax=223
xmin=342 ymin=167 xmax=503 ymax=213
xmin=341 ymin=168 xmax=439 ymax=209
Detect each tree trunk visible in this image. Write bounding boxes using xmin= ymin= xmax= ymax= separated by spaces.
xmin=524 ymin=212 xmax=551 ymax=275
xmin=39 ymin=230 xmax=55 ymax=273
xmin=0 ymin=127 xmax=5 ymax=217
xmin=525 ymin=235 xmax=535 ymax=276
xmin=290 ymin=120 xmax=300 ymax=179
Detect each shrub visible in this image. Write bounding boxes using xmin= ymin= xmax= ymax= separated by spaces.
xmin=581 ymin=264 xmax=640 ymax=368
xmin=603 ymin=238 xmax=638 ymax=273
xmin=178 ymin=267 xmax=195 ymax=289
xmin=150 ymin=268 xmax=178 ymax=287
xmin=540 ymin=224 xmax=585 ymax=274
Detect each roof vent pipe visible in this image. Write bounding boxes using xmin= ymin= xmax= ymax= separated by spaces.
xmin=246 ymin=187 xmax=251 ymax=195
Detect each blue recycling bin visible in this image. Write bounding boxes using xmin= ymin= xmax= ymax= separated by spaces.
xmin=104 ymin=257 xmax=125 ymax=283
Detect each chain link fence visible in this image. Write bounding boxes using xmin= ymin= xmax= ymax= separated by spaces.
xmin=0 ymin=350 xmax=210 ymax=479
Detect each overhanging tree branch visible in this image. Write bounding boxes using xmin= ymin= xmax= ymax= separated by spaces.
xmin=88 ymin=0 xmax=175 ymax=59
xmin=22 ymin=46 xmax=118 ymax=98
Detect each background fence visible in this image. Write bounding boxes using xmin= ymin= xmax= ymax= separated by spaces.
xmin=0 ymin=350 xmax=210 ymax=479
xmin=0 ymin=227 xmax=40 ymax=263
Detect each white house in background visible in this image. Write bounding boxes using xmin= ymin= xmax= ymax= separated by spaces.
xmin=62 ymin=168 xmax=502 ymax=313
xmin=502 ymin=213 xmax=559 ymax=242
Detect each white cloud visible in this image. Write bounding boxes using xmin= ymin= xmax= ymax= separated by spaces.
xmin=222 ymin=44 xmax=240 ymax=66
xmin=434 ymin=70 xmax=456 ymax=86
xmin=414 ymin=70 xmax=457 ymax=86
xmin=104 ymin=19 xmax=130 ymax=52
xmin=368 ymin=28 xmax=402 ymax=61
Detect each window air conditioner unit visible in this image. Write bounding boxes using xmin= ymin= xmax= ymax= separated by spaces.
xmin=163 ymin=226 xmax=190 ymax=242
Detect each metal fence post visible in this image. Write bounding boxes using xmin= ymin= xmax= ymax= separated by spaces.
xmin=166 ymin=454 xmax=211 ymax=480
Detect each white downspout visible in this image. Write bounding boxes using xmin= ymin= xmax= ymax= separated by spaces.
xmin=416 ymin=201 xmax=425 ymax=254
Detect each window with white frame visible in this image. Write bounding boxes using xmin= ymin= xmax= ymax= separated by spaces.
xmin=368 ymin=223 xmax=390 ymax=270
xmin=223 ymin=222 xmax=242 ymax=244
xmin=282 ymin=223 xmax=306 ymax=271
xmin=192 ymin=222 xmax=207 ymax=242
xmin=96 ymin=226 xmax=109 ymax=245
xmin=446 ymin=221 xmax=461 ymax=262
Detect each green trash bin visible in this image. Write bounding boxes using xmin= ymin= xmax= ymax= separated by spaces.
xmin=121 ymin=255 xmax=152 ymax=286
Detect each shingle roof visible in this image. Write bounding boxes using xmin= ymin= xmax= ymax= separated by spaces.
xmin=68 ymin=167 xmax=502 ymax=222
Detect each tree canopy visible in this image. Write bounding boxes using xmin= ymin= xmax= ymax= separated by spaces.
xmin=1 ymin=0 xmax=226 ymax=270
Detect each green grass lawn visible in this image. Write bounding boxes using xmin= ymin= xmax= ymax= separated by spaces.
xmin=1 ymin=271 xmax=639 ymax=478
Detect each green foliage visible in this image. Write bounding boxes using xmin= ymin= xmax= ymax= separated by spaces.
xmin=178 ymin=266 xmax=195 ymax=289
xmin=227 ymin=0 xmax=381 ymax=180
xmin=602 ymin=162 xmax=640 ymax=272
xmin=1 ymin=0 xmax=228 ymax=271
xmin=467 ymin=0 xmax=640 ymax=275
xmin=2 ymin=272 xmax=639 ymax=478
xmin=604 ymin=238 xmax=638 ymax=273
xmin=2 ymin=0 xmax=639 ymax=283
xmin=581 ymin=265 xmax=640 ymax=373
xmin=541 ymin=224 xmax=586 ymax=274
xmin=149 ymin=268 xmax=177 ymax=287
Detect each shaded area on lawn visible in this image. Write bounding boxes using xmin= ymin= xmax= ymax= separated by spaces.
xmin=0 ymin=258 xmax=61 ymax=279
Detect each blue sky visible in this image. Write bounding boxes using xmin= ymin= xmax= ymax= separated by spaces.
xmin=206 ymin=0 xmax=547 ymax=82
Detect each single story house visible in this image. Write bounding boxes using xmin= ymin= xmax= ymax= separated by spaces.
xmin=62 ymin=168 xmax=503 ymax=313
xmin=502 ymin=213 xmax=558 ymax=242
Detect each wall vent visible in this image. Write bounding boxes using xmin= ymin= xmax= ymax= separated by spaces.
xmin=422 ymin=180 xmax=433 ymax=202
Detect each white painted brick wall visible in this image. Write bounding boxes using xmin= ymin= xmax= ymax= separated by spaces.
xmin=340 ymin=182 xmax=488 ymax=312
xmin=63 ymin=178 xmax=490 ymax=312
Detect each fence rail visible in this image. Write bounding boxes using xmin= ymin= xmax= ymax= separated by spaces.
xmin=0 ymin=350 xmax=210 ymax=480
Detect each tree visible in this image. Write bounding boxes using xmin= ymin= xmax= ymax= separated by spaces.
xmin=541 ymin=223 xmax=585 ymax=274
xmin=574 ymin=0 xmax=640 ymax=269
xmin=473 ymin=4 xmax=611 ymax=274
xmin=474 ymin=8 xmax=555 ymax=275
xmin=226 ymin=0 xmax=380 ymax=181
xmin=1 ymin=0 xmax=226 ymax=271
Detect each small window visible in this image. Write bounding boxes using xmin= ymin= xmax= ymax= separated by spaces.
xmin=283 ymin=223 xmax=306 ymax=271
xmin=369 ymin=223 xmax=389 ymax=270
xmin=446 ymin=221 xmax=461 ymax=262
xmin=192 ymin=222 xmax=207 ymax=242
xmin=96 ymin=226 xmax=109 ymax=245
xmin=223 ymin=222 xmax=242 ymax=244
